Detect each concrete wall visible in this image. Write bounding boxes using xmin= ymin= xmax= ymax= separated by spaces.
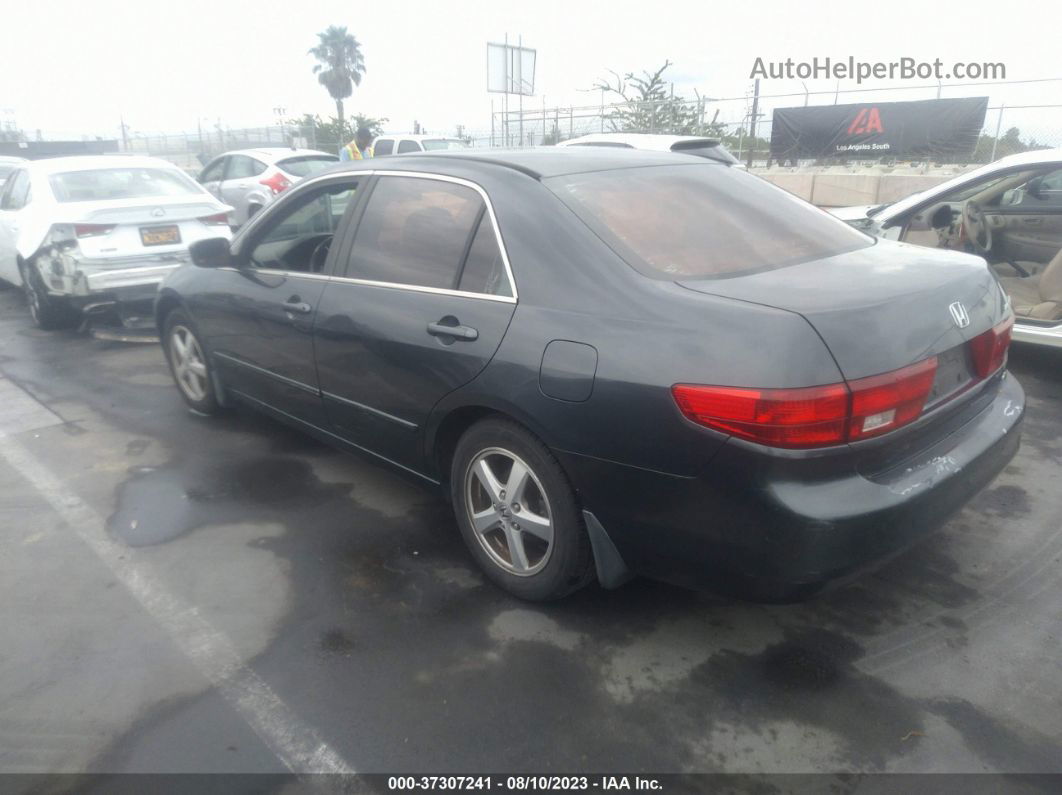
xmin=753 ymin=169 xmax=973 ymax=207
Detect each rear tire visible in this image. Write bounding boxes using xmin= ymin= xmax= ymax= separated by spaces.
xmin=20 ymin=260 xmax=78 ymax=330
xmin=451 ymin=418 xmax=594 ymax=601
xmin=163 ymin=309 xmax=221 ymax=415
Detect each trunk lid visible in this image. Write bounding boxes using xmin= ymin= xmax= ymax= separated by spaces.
xmin=677 ymin=239 xmax=1005 ymax=382
xmin=65 ymin=194 xmax=226 ymax=225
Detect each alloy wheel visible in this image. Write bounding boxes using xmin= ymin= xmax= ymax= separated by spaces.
xmin=169 ymin=325 xmax=209 ymax=402
xmin=464 ymin=447 xmax=554 ymax=576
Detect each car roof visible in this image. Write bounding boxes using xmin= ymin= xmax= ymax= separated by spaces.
xmin=23 ymin=154 xmax=187 ymax=175
xmin=557 ymin=133 xmax=722 ymax=151
xmin=224 ymin=147 xmax=337 ymax=162
xmin=332 ymin=147 xmax=711 ymax=180
xmin=0 ymin=155 xmax=29 ymax=165
xmin=373 ymin=134 xmax=465 ymax=142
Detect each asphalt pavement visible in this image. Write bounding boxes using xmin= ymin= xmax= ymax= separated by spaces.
xmin=0 ymin=285 xmax=1060 ymax=781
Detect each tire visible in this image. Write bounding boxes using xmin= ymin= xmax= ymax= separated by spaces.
xmin=20 ymin=260 xmax=77 ymax=330
xmin=162 ymin=308 xmax=221 ymax=415
xmin=451 ymin=418 xmax=594 ymax=601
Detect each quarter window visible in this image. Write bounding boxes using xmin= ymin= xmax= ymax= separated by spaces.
xmin=346 ymin=176 xmax=486 ymax=290
xmin=247 ymin=181 xmax=357 ymax=273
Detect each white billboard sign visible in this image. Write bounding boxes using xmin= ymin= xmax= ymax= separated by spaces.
xmin=487 ymin=42 xmax=536 ymax=96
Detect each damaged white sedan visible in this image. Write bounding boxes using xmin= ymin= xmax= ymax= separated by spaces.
xmin=0 ymin=155 xmax=232 ymax=330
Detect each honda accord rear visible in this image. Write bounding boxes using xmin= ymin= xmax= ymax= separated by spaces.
xmin=534 ymin=158 xmax=1024 ymax=600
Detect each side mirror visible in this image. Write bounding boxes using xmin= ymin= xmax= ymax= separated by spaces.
xmin=1026 ymin=176 xmax=1045 ymax=200
xmin=189 ymin=237 xmax=232 ymax=268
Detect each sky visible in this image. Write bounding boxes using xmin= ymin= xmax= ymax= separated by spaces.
xmin=2 ymin=0 xmax=1060 ymax=143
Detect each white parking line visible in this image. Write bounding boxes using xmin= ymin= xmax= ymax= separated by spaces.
xmin=0 ymin=430 xmax=355 ymax=776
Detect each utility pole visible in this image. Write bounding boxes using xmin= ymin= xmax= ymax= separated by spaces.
xmin=746 ymin=78 xmax=760 ymax=170
xmin=518 ymin=34 xmax=524 ymax=148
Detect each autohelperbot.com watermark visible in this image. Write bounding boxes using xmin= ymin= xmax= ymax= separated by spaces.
xmin=750 ymin=56 xmax=1006 ymax=83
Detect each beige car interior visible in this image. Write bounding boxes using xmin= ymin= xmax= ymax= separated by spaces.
xmin=900 ymin=167 xmax=1062 ymax=322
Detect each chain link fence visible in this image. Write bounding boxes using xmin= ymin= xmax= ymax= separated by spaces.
xmin=482 ymin=80 xmax=1062 ymax=169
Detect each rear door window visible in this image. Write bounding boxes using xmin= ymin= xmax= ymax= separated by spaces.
xmin=548 ymin=163 xmax=872 ymax=279
xmin=373 ymin=139 xmax=394 ymax=156
xmin=344 ymin=176 xmax=485 ymax=290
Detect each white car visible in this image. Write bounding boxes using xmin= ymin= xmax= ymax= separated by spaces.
xmin=0 ymin=155 xmax=232 ymax=330
xmin=557 ymin=133 xmax=740 ymax=165
xmin=197 ymin=147 xmax=338 ymax=226
xmin=0 ymin=155 xmax=28 ymax=188
xmin=371 ymin=134 xmax=470 ymax=156
xmin=828 ymin=148 xmax=1062 ymax=348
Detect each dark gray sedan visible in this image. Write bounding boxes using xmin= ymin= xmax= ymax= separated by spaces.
xmin=155 ymin=149 xmax=1023 ymax=601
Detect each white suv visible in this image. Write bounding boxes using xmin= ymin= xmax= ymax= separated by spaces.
xmin=371 ymin=135 xmax=470 ymax=156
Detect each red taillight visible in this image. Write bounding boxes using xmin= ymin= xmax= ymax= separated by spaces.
xmin=673 ymin=357 xmax=939 ymax=449
xmin=847 ymin=357 xmax=937 ymax=440
xmin=74 ymin=223 xmax=116 ymax=238
xmin=672 ymin=383 xmax=850 ymax=448
xmin=259 ymin=172 xmax=291 ymax=195
xmin=969 ymin=315 xmax=1014 ymax=379
xmin=198 ymin=212 xmax=230 ymax=226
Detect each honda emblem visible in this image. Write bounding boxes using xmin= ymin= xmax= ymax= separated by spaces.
xmin=949 ymin=301 xmax=970 ymax=329
xmin=151 ymin=207 xmax=166 ymax=218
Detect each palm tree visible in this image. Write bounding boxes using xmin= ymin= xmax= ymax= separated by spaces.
xmin=308 ymin=26 xmax=366 ymax=141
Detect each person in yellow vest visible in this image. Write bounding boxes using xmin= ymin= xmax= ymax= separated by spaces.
xmin=339 ymin=127 xmax=374 ymax=161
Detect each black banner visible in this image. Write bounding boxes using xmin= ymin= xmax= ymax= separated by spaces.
xmin=770 ymin=97 xmax=989 ymax=160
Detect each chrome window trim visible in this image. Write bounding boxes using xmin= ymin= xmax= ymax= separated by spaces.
xmin=234 ymin=168 xmax=519 ymax=303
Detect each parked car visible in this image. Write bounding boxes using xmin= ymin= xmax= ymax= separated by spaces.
xmin=371 ymin=134 xmax=470 ymax=156
xmin=197 ymin=148 xmax=338 ymax=226
xmin=827 ymin=148 xmax=1062 ymax=348
xmin=155 ymin=149 xmax=1023 ymax=602
xmin=0 ymin=155 xmax=28 ymax=188
xmin=557 ymin=133 xmax=740 ymax=165
xmin=0 ymin=155 xmax=232 ymax=330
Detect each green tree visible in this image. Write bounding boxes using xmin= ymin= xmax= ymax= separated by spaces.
xmin=288 ymin=113 xmax=387 ymax=151
xmin=308 ymin=26 xmax=366 ymax=136
xmin=593 ymin=61 xmax=710 ymax=135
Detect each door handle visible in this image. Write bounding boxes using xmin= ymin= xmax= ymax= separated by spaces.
xmin=284 ymin=299 xmax=313 ymax=315
xmin=427 ymin=321 xmax=478 ymax=341
xmin=1022 ymin=218 xmax=1043 ymax=225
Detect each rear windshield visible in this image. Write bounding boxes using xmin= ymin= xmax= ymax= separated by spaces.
xmin=547 ymin=164 xmax=872 ymax=279
xmin=421 ymin=139 xmax=470 ymax=151
xmin=49 ymin=167 xmax=201 ymax=203
xmin=277 ymin=155 xmax=339 ymax=177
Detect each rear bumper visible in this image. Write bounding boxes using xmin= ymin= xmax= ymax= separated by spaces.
xmin=560 ymin=373 xmax=1024 ymax=601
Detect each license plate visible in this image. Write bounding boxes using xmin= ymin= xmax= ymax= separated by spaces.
xmin=140 ymin=225 xmax=181 ymax=246
xmin=927 ymin=345 xmax=972 ymax=405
